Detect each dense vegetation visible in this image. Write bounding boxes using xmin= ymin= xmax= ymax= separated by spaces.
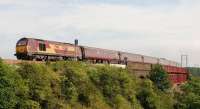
xmin=0 ymin=59 xmax=199 ymax=109
xmin=149 ymin=64 xmax=171 ymax=91
xmin=187 ymin=67 xmax=200 ymax=76
xmin=174 ymin=77 xmax=200 ymax=109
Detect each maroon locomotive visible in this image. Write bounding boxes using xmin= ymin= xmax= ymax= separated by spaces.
xmin=15 ymin=37 xmax=189 ymax=84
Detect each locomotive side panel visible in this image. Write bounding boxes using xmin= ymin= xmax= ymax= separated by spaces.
xmin=27 ymin=38 xmax=38 ymax=53
xmin=41 ymin=40 xmax=82 ymax=58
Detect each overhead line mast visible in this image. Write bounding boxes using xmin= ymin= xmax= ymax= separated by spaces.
xmin=181 ymin=54 xmax=188 ymax=67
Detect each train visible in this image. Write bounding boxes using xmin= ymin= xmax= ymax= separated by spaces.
xmin=15 ymin=37 xmax=188 ymax=84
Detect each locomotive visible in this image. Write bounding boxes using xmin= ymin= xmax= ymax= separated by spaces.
xmin=15 ymin=37 xmax=188 ymax=84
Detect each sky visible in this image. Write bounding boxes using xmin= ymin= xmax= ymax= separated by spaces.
xmin=0 ymin=0 xmax=199 ymax=67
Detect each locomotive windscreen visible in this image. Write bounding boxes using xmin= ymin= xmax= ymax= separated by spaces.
xmin=17 ymin=38 xmax=27 ymax=46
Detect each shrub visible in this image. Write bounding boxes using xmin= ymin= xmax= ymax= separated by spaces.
xmin=149 ymin=64 xmax=171 ymax=91
xmin=89 ymin=66 xmax=142 ymax=109
xmin=0 ymin=60 xmax=28 ymax=109
xmin=137 ymin=80 xmax=159 ymax=109
xmin=52 ymin=61 xmax=111 ymax=109
xmin=174 ymin=77 xmax=200 ymax=109
xmin=16 ymin=100 xmax=41 ymax=109
xmin=17 ymin=63 xmax=60 ymax=109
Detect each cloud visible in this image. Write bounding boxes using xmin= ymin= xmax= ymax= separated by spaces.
xmin=0 ymin=0 xmax=200 ymax=66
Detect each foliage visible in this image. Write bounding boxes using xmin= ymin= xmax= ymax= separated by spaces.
xmin=51 ymin=61 xmax=112 ymax=109
xmin=187 ymin=67 xmax=200 ymax=76
xmin=0 ymin=60 xmax=199 ymax=109
xmin=174 ymin=77 xmax=200 ymax=109
xmin=88 ymin=66 xmax=142 ymax=109
xmin=17 ymin=63 xmax=61 ymax=109
xmin=136 ymin=80 xmax=159 ymax=109
xmin=0 ymin=59 xmax=28 ymax=109
xmin=149 ymin=64 xmax=171 ymax=91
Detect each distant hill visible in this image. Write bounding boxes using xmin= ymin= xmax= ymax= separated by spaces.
xmin=187 ymin=67 xmax=200 ymax=76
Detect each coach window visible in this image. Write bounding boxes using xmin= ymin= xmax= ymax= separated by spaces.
xmin=39 ymin=43 xmax=46 ymax=51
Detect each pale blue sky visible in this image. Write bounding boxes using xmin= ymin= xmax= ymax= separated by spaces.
xmin=0 ymin=0 xmax=199 ymax=66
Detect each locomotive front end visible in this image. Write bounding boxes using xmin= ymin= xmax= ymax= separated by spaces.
xmin=15 ymin=38 xmax=28 ymax=60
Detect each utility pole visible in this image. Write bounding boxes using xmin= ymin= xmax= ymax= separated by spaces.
xmin=181 ymin=54 xmax=188 ymax=67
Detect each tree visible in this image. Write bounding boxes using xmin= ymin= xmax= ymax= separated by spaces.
xmin=89 ymin=66 xmax=142 ymax=109
xmin=174 ymin=77 xmax=200 ymax=109
xmin=0 ymin=59 xmax=28 ymax=109
xmin=149 ymin=64 xmax=171 ymax=91
xmin=17 ymin=63 xmax=60 ymax=109
xmin=136 ymin=80 xmax=159 ymax=109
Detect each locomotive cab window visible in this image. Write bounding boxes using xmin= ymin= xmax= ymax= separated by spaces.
xmin=17 ymin=39 xmax=27 ymax=46
xmin=39 ymin=43 xmax=46 ymax=51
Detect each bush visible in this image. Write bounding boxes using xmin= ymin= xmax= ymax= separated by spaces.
xmin=17 ymin=63 xmax=61 ymax=109
xmin=136 ymin=80 xmax=159 ymax=109
xmin=174 ymin=77 xmax=200 ymax=109
xmin=16 ymin=100 xmax=41 ymax=109
xmin=0 ymin=60 xmax=28 ymax=109
xmin=89 ymin=66 xmax=142 ymax=109
xmin=149 ymin=64 xmax=171 ymax=91
xmin=51 ymin=61 xmax=112 ymax=109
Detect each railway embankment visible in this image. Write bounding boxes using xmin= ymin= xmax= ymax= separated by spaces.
xmin=0 ymin=59 xmax=199 ymax=109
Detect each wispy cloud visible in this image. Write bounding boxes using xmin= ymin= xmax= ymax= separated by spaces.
xmin=0 ymin=0 xmax=199 ymax=66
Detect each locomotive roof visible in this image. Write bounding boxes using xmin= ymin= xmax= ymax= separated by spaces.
xmin=22 ymin=37 xmax=74 ymax=45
